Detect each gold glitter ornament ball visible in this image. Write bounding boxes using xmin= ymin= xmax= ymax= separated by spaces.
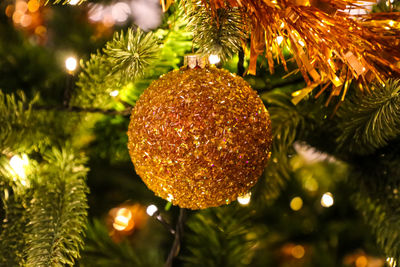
xmin=127 ymin=66 xmax=272 ymax=209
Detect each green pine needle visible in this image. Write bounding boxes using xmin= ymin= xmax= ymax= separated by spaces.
xmin=0 ymin=91 xmax=40 ymax=154
xmin=104 ymin=28 xmax=159 ymax=81
xmin=181 ymin=207 xmax=256 ymax=267
xmin=25 ymin=147 xmax=89 ymax=267
xmin=337 ymin=79 xmax=400 ymax=155
xmin=185 ymin=1 xmax=246 ymax=62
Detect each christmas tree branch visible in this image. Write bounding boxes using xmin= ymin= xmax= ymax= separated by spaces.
xmin=185 ymin=1 xmax=246 ymax=62
xmin=181 ymin=206 xmax=256 ymax=267
xmin=336 ymin=79 xmax=400 ymax=155
xmin=73 ymin=29 xmax=159 ymax=109
xmin=34 ymin=105 xmax=132 ymax=116
xmin=26 ymin=147 xmax=89 ymax=267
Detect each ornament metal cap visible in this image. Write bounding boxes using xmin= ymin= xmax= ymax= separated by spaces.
xmin=184 ymin=54 xmax=208 ymax=69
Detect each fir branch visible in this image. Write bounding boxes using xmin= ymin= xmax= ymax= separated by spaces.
xmin=0 ymin=91 xmax=39 ymax=154
xmin=336 ymin=79 xmax=400 ymax=155
xmin=351 ymin=144 xmax=400 ymax=262
xmin=0 ymin=183 xmax=30 ymax=266
xmin=254 ymin=91 xmax=304 ymax=202
xmin=181 ymin=206 xmax=256 ymax=267
xmin=34 ymin=105 xmax=132 ymax=116
xmin=80 ymin=220 xmax=164 ymax=267
xmin=185 ymin=1 xmax=246 ymax=62
xmin=25 ymin=147 xmax=89 ymax=267
xmin=73 ymin=28 xmax=159 ymax=109
xmin=104 ymin=28 xmax=159 ymax=81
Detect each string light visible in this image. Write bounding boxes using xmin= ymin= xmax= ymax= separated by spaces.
xmin=290 ymin=196 xmax=303 ymax=211
xmin=146 ymin=204 xmax=158 ymax=216
xmin=276 ymin=36 xmax=284 ymax=45
xmin=355 ymin=255 xmax=368 ymax=267
xmin=65 ymin=56 xmax=78 ymax=72
xmin=110 ymin=90 xmax=119 ymax=97
xmin=387 ymin=257 xmax=397 ymax=267
xmin=237 ymin=192 xmax=251 ymax=205
xmin=112 ymin=208 xmax=133 ymax=231
xmin=321 ymin=192 xmax=334 ymax=208
xmin=291 ymin=245 xmax=305 ymax=259
xmin=9 ymin=154 xmax=29 ymax=186
xmin=68 ymin=0 xmax=80 ymax=5
xmin=208 ymin=54 xmax=221 ymax=65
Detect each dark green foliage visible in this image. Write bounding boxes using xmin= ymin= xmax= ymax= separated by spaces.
xmin=73 ymin=53 xmax=120 ymax=108
xmin=80 ymin=219 xmax=164 ymax=267
xmin=131 ymin=5 xmax=193 ymax=93
xmin=0 ymin=163 xmax=31 ymax=266
xmin=336 ymin=80 xmax=400 ymax=155
xmin=0 ymin=91 xmax=40 ymax=154
xmin=73 ymin=28 xmax=159 ymax=109
xmin=185 ymin=1 xmax=246 ymax=62
xmin=351 ymin=142 xmax=400 ymax=263
xmin=181 ymin=206 xmax=256 ymax=267
xmin=25 ymin=147 xmax=89 ymax=267
xmin=104 ymin=29 xmax=159 ymax=81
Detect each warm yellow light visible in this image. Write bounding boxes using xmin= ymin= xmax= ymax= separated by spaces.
xmin=298 ymin=40 xmax=305 ymax=47
xmin=389 ymin=20 xmax=395 ymax=27
xmin=304 ymin=177 xmax=318 ymax=192
xmin=10 ymin=154 xmax=29 ymax=186
xmin=110 ymin=90 xmax=119 ymax=97
xmin=113 ymin=208 xmax=133 ymax=231
xmin=237 ymin=192 xmax=251 ymax=205
xmin=16 ymin=0 xmax=28 ymax=12
xmin=355 ymin=255 xmax=368 ymax=267
xmin=146 ymin=204 xmax=158 ymax=216
xmin=65 ymin=57 xmax=78 ymax=72
xmin=290 ymin=197 xmax=303 ymax=211
xmin=27 ymin=0 xmax=40 ymax=13
xmin=321 ymin=192 xmax=334 ymax=208
xmin=291 ymin=245 xmax=305 ymax=259
xmin=276 ymin=36 xmax=284 ymax=45
xmin=387 ymin=257 xmax=397 ymax=267
xmin=68 ymin=0 xmax=80 ymax=5
xmin=208 ymin=54 xmax=221 ymax=65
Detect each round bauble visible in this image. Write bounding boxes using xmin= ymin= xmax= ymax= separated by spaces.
xmin=127 ymin=65 xmax=272 ymax=209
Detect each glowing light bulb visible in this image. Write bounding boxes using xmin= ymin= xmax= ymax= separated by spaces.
xmin=291 ymin=245 xmax=305 ymax=259
xmin=237 ymin=192 xmax=251 ymax=205
xmin=387 ymin=257 xmax=397 ymax=267
xmin=146 ymin=204 xmax=158 ymax=216
xmin=290 ymin=196 xmax=303 ymax=211
xmin=321 ymin=192 xmax=334 ymax=208
xmin=65 ymin=57 xmax=78 ymax=72
xmin=355 ymin=255 xmax=368 ymax=267
xmin=208 ymin=54 xmax=221 ymax=65
xmin=276 ymin=36 xmax=284 ymax=45
xmin=68 ymin=0 xmax=80 ymax=5
xmin=110 ymin=90 xmax=119 ymax=97
xmin=9 ymin=154 xmax=29 ymax=186
xmin=113 ymin=208 xmax=133 ymax=231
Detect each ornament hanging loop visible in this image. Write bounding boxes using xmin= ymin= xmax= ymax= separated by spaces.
xmin=184 ymin=54 xmax=208 ymax=69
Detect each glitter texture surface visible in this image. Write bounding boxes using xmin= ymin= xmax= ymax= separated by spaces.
xmin=127 ymin=66 xmax=272 ymax=209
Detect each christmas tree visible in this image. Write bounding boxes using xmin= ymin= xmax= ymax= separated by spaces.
xmin=1 ymin=0 xmax=400 ymax=266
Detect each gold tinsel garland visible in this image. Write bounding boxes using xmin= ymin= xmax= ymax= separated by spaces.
xmin=162 ymin=0 xmax=400 ymax=105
